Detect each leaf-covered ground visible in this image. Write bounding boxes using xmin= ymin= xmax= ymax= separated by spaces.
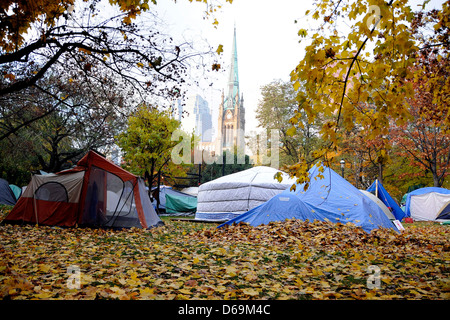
xmin=0 ymin=210 xmax=449 ymax=300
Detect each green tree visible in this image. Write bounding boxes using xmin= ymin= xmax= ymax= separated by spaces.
xmin=117 ymin=104 xmax=190 ymax=209
xmin=254 ymin=80 xmax=323 ymax=168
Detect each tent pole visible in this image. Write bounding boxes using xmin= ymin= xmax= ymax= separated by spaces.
xmin=33 ymin=196 xmax=39 ymax=227
xmin=375 ymin=179 xmax=378 ymax=198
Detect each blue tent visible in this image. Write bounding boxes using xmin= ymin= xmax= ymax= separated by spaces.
xmin=219 ymin=164 xmax=398 ymax=233
xmin=0 ymin=178 xmax=17 ymax=206
xmin=367 ymin=180 xmax=405 ymax=221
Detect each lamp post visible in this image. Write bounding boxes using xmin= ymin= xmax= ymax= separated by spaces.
xmin=340 ymin=159 xmax=345 ymax=178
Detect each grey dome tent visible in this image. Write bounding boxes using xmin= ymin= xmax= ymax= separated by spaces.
xmin=195 ymin=166 xmax=297 ymax=222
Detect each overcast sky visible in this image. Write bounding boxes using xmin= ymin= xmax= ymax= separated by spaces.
xmin=154 ymin=0 xmax=445 ymax=138
xmin=154 ymin=0 xmax=313 ymax=137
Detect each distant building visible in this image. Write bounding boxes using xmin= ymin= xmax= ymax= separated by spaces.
xmin=181 ymin=94 xmax=212 ymax=142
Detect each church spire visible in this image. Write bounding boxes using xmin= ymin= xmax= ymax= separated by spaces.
xmin=225 ymin=26 xmax=239 ymax=110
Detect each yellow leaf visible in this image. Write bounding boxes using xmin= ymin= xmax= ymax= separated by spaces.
xmin=137 ymin=62 xmax=144 ymax=68
xmin=297 ymin=29 xmax=308 ymax=37
xmin=169 ymin=281 xmax=183 ymax=290
xmin=304 ymin=286 xmax=315 ymax=294
xmin=34 ymin=291 xmax=54 ymax=299
xmin=216 ymin=285 xmax=227 ymax=293
xmin=178 ymin=289 xmax=192 ymax=295
xmin=139 ymin=287 xmax=155 ymax=299
xmin=244 ymin=272 xmax=258 ymax=282
xmin=123 ymin=16 xmax=132 ymax=25
xmin=193 ymin=257 xmax=200 ymax=264
xmin=286 ymin=126 xmax=297 ymax=136
xmin=225 ymin=265 xmax=237 ymax=277
xmin=242 ymin=288 xmax=259 ymax=296
xmin=39 ymin=264 xmax=51 ymax=273
xmin=216 ymin=44 xmax=223 ymax=55
xmin=176 ymin=293 xmax=190 ymax=300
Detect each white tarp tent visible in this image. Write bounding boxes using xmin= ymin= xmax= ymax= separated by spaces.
xmin=195 ymin=166 xmax=297 ymax=221
xmin=405 ymin=187 xmax=450 ymax=221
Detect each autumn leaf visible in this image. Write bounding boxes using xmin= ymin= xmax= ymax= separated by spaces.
xmin=242 ymin=288 xmax=259 ymax=296
xmin=297 ymin=29 xmax=307 ymax=37
xmin=0 ymin=210 xmax=448 ymax=300
xmin=286 ymin=126 xmax=297 ymax=136
xmin=212 ymin=63 xmax=221 ymax=71
xmin=216 ymin=44 xmax=224 ymax=55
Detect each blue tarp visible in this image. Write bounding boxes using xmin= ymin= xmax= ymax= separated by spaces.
xmin=404 ymin=187 xmax=450 ymax=218
xmin=219 ymin=164 xmax=398 ymax=233
xmin=367 ymin=180 xmax=405 ymax=221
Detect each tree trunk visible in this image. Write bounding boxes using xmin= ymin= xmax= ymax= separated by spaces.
xmin=377 ymin=162 xmax=383 ymax=184
xmin=156 ymin=170 xmax=162 ymax=214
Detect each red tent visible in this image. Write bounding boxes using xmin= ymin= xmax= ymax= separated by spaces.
xmin=4 ymin=151 xmax=163 ymax=229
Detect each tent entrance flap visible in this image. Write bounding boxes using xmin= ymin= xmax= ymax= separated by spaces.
xmin=437 ymin=201 xmax=450 ymax=220
xmin=81 ymin=166 xmax=142 ymax=229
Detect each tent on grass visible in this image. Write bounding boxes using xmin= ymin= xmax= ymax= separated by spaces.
xmin=195 ymin=166 xmax=297 ymax=221
xmin=366 ymin=179 xmax=405 ymax=221
xmin=219 ymin=164 xmax=398 ymax=233
xmin=165 ymin=192 xmax=197 ymax=215
xmin=0 ymin=178 xmax=17 ymax=206
xmin=152 ymin=186 xmax=197 ymax=215
xmin=9 ymin=184 xmax=22 ymax=200
xmin=3 ymin=151 xmax=163 ymax=229
xmin=404 ymin=187 xmax=450 ymax=221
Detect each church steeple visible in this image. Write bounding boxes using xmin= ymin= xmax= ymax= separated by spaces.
xmin=216 ymin=26 xmax=245 ymax=154
xmin=225 ymin=26 xmax=239 ymax=110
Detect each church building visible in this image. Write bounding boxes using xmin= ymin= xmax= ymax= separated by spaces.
xmin=216 ymin=27 xmax=245 ymax=154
